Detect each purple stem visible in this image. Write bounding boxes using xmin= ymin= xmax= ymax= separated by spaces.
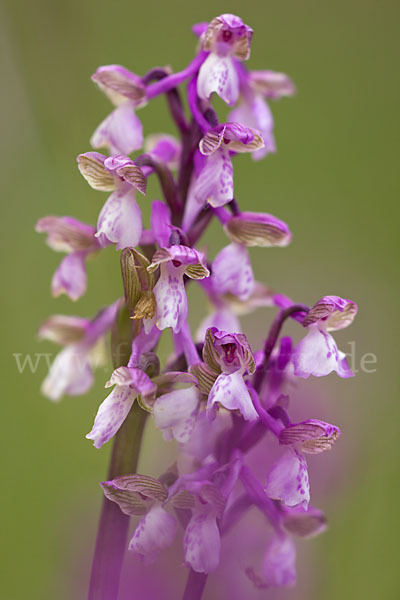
xmin=134 ymin=153 xmax=182 ymax=220
xmin=238 ymin=420 xmax=268 ymax=454
xmin=182 ymin=570 xmax=208 ymax=600
xmin=239 ymin=464 xmax=282 ymax=533
xmin=174 ymin=320 xmax=201 ymax=367
xmin=220 ymin=493 xmax=252 ymax=534
xmin=177 ymin=119 xmax=202 ymax=205
xmin=252 ymin=304 xmax=309 ymax=391
xmin=212 ymin=206 xmax=230 ymax=225
xmin=248 ymin=385 xmax=283 ymax=437
xmin=187 ymin=76 xmax=212 ymax=133
xmin=228 ymin=197 xmax=241 ymax=216
xmin=146 ymin=51 xmax=208 ymax=99
xmin=187 ymin=208 xmax=213 ymax=246
xmin=141 ymin=67 xmax=190 ymax=134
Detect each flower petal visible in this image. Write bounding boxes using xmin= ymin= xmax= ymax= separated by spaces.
xmin=152 ymin=262 xmax=188 ymax=333
xmin=90 ymin=102 xmax=143 ymax=155
xmin=129 ymin=504 xmax=177 ymax=564
xmin=265 ymin=448 xmax=310 ymax=509
xmin=197 ymin=53 xmax=239 ymax=106
xmin=293 ymin=326 xmax=354 ymax=379
xmin=224 ymin=211 xmax=291 ymax=247
xmin=106 ymin=367 xmax=156 ymax=399
xmin=262 ymin=534 xmax=296 ymax=587
xmin=302 ymin=295 xmax=358 ymax=331
xmin=51 ymin=252 xmax=87 ymax=301
xmin=86 ymin=385 xmax=137 ymax=448
xmin=192 ymin=148 xmax=234 ymax=208
xmin=77 ymin=152 xmax=115 ymax=191
xmin=144 ymin=134 xmax=181 ymax=169
xmin=196 ymin=308 xmax=242 ymax=342
xmin=148 ymin=245 xmax=209 ymax=279
xmin=91 ymin=65 xmax=146 ymax=106
xmin=41 ymin=344 xmax=93 ymax=402
xmin=183 ymin=509 xmax=221 ymax=573
xmin=220 ymin=122 xmax=264 ymax=153
xmin=203 ymin=327 xmax=256 ymax=374
xmin=212 ymin=243 xmax=254 ymax=300
xmin=96 ymin=187 xmax=142 ymax=250
xmin=208 ymin=371 xmax=258 ymax=421
xmin=104 ymin=155 xmax=146 ymax=195
xmin=279 ymin=419 xmax=340 ymax=454
xmin=36 ymin=216 xmax=99 ymax=252
xmin=282 ymin=505 xmax=327 ymax=538
xmin=153 ymin=386 xmax=200 ymax=443
xmin=38 ymin=315 xmax=89 ymax=345
xmin=203 ymin=14 xmax=253 ymax=61
xmin=150 ymin=200 xmax=172 ymax=247
xmin=249 ymin=70 xmax=296 ymax=99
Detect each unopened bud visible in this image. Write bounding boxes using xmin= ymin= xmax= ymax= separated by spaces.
xmin=120 ymin=248 xmax=154 ymax=312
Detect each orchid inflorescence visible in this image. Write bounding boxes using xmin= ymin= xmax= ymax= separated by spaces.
xmin=36 ymin=13 xmax=358 ymax=599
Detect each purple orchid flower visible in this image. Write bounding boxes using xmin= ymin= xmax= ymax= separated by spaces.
xmin=279 ymin=419 xmax=341 ymax=454
xmin=90 ymin=65 xmax=147 ymax=155
xmin=229 ymin=69 xmax=296 ymax=160
xmin=129 ymin=503 xmax=178 ymax=564
xmin=77 ymin=151 xmax=146 ymax=250
xmin=145 ymin=201 xmax=210 ymax=333
xmin=212 ymin=242 xmax=255 ymax=301
xmin=152 ymin=374 xmax=201 ymax=443
xmin=264 ymin=418 xmax=341 ymax=510
xmin=202 ymin=327 xmax=258 ymax=421
xmin=293 ymin=295 xmax=358 ymax=378
xmin=223 ymin=210 xmax=292 ymax=247
xmin=146 ymin=246 xmax=210 ymax=333
xmin=197 ymin=14 xmax=253 ymax=106
xmin=192 ymin=122 xmax=264 ymax=208
xmin=101 ymin=474 xmax=178 ymax=564
xmin=86 ymin=365 xmax=156 ymax=448
xmin=144 ymin=134 xmax=181 ymax=171
xmin=171 ymin=455 xmax=243 ymax=573
xmin=39 ymin=301 xmax=119 ymax=401
xmin=36 ymin=216 xmax=101 ymax=300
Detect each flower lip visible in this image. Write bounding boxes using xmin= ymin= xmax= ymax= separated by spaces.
xmin=302 ymin=296 xmax=357 ymax=331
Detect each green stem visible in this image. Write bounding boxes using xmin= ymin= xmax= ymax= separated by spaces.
xmin=88 ymin=402 xmax=147 ymax=600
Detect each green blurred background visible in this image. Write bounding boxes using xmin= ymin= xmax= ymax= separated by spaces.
xmin=1 ymin=0 xmax=399 ymax=598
